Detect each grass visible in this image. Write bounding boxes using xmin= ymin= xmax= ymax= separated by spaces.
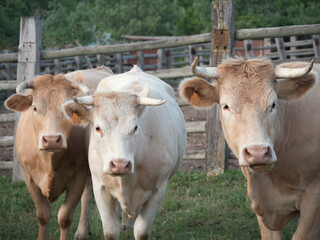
xmin=0 ymin=170 xmax=298 ymax=240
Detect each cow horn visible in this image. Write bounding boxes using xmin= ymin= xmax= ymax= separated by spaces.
xmin=73 ymin=96 xmax=94 ymax=105
xmin=71 ymin=81 xmax=90 ymax=95
xmin=274 ymin=59 xmax=314 ymax=79
xmin=191 ymin=57 xmax=219 ymax=79
xmin=137 ymin=96 xmax=166 ymax=106
xmin=16 ymin=80 xmax=34 ymax=96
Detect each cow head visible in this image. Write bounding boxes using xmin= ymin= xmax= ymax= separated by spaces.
xmin=5 ymin=74 xmax=90 ymax=152
xmin=180 ymin=57 xmax=317 ymax=173
xmin=63 ymin=87 xmax=166 ymax=176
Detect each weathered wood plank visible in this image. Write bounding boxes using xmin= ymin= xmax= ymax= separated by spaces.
xmin=0 ymin=113 xmax=15 ymax=123
xmin=236 ymin=24 xmax=320 ymax=40
xmin=0 ymin=161 xmax=14 ymax=170
xmin=0 ymin=80 xmax=17 ymax=91
xmin=40 ymin=34 xmax=211 ymax=60
xmin=0 ymin=136 xmax=14 ymax=147
xmin=186 ymin=121 xmax=206 ymax=133
xmin=183 ymin=149 xmax=205 ymax=160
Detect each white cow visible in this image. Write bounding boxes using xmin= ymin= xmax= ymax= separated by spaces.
xmin=63 ymin=66 xmax=187 ymax=240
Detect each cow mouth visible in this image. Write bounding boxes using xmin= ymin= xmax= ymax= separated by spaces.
xmin=40 ymin=147 xmax=66 ymax=152
xmin=248 ymin=163 xmax=274 ymax=173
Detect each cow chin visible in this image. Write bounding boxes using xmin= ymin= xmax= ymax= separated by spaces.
xmin=248 ymin=163 xmax=275 ymax=173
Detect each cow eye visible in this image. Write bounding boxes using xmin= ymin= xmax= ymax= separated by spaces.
xmin=223 ymin=105 xmax=229 ymax=111
xmin=130 ymin=125 xmax=138 ymax=135
xmin=95 ymin=126 xmax=103 ymax=136
xmin=33 ymin=106 xmax=37 ymax=112
xmin=270 ymin=102 xmax=276 ymax=112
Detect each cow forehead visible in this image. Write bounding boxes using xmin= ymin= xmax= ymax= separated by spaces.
xmin=32 ymin=74 xmax=75 ymax=105
xmin=93 ymin=91 xmax=138 ymax=119
xmin=217 ymin=58 xmax=276 ymax=107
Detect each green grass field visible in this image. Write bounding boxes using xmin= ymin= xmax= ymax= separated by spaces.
xmin=0 ymin=170 xmax=298 ymax=239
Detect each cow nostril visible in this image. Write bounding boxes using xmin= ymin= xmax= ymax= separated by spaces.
xmin=110 ymin=161 xmax=116 ymax=169
xmin=56 ymin=135 xmax=61 ymax=143
xmin=244 ymin=148 xmax=252 ymax=157
xmin=265 ymin=147 xmax=271 ymax=158
xmin=43 ymin=136 xmax=48 ymax=144
xmin=125 ymin=162 xmax=131 ymax=170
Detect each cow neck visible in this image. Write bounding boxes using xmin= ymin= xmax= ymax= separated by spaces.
xmin=38 ymin=150 xmax=65 ymax=172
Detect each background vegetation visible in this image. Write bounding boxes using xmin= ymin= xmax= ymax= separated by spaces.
xmin=0 ymin=170 xmax=298 ymax=239
xmin=1 ymin=0 xmax=320 ymax=49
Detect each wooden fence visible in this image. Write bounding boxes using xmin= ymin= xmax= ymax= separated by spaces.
xmin=0 ymin=4 xmax=320 ymax=179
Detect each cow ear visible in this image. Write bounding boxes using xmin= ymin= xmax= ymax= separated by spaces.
xmin=276 ymin=72 xmax=318 ymax=100
xmin=179 ymin=77 xmax=218 ymax=108
xmin=62 ymin=101 xmax=90 ymax=124
xmin=4 ymin=94 xmax=33 ymax=112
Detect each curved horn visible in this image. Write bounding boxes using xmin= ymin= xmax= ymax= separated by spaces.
xmin=275 ymin=59 xmax=314 ymax=79
xmin=73 ymin=96 xmax=94 ymax=105
xmin=191 ymin=57 xmax=219 ymax=79
xmin=71 ymin=81 xmax=90 ymax=96
xmin=16 ymin=81 xmax=34 ymax=96
xmin=137 ymin=96 xmax=166 ymax=106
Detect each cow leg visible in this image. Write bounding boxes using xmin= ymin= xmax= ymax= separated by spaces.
xmin=134 ymin=182 xmax=168 ymax=240
xmin=121 ymin=210 xmax=133 ymax=230
xmin=92 ymin=182 xmax=120 ymax=240
xmin=293 ymin=187 xmax=320 ymax=240
xmin=257 ymin=215 xmax=282 ymax=240
xmin=74 ymin=175 xmax=94 ymax=239
xmin=58 ymin=170 xmax=87 ymax=240
xmin=25 ymin=174 xmax=51 ymax=240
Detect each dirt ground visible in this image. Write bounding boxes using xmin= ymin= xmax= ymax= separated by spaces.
xmin=0 ymin=86 xmax=239 ymax=178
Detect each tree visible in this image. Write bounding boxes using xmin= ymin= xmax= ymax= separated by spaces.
xmin=91 ymin=0 xmax=184 ymax=41
xmin=42 ymin=1 xmax=95 ymax=48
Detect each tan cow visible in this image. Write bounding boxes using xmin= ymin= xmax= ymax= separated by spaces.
xmin=180 ymin=57 xmax=320 ymax=239
xmin=63 ymin=66 xmax=187 ymax=240
xmin=5 ymin=66 xmax=113 ymax=240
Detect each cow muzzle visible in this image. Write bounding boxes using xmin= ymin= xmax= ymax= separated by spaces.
xmin=39 ymin=134 xmax=67 ymax=151
xmin=240 ymin=144 xmax=277 ymax=173
xmin=108 ymin=159 xmax=132 ymax=176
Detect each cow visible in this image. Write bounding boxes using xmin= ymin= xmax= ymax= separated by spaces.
xmin=4 ymin=66 xmax=113 ymax=240
xmin=62 ymin=65 xmax=187 ymax=240
xmin=179 ymin=57 xmax=320 ymax=240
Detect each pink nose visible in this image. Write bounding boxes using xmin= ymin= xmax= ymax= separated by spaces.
xmin=243 ymin=145 xmax=271 ymax=165
xmin=109 ymin=159 xmax=132 ymax=175
xmin=42 ymin=135 xmax=63 ymax=149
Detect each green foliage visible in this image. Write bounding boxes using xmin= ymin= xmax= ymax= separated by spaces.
xmin=43 ymin=1 xmax=95 ymax=47
xmin=0 ymin=171 xmax=299 ymax=239
xmin=92 ymin=0 xmax=184 ymax=41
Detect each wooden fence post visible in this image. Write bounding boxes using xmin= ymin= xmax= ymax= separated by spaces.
xmin=3 ymin=50 xmax=15 ymax=80
xmin=157 ymin=49 xmax=166 ymax=70
xmin=54 ymin=58 xmax=61 ymax=74
xmin=312 ymin=35 xmax=320 ymax=58
xmin=206 ymin=1 xmax=235 ymax=177
xmin=137 ymin=51 xmax=144 ymax=70
xmin=244 ymin=39 xmax=254 ymax=58
xmin=116 ymin=53 xmax=123 ymax=73
xmin=188 ymin=45 xmax=196 ymax=65
xmin=13 ymin=17 xmax=42 ymax=182
xmin=275 ymin=37 xmax=286 ymax=60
